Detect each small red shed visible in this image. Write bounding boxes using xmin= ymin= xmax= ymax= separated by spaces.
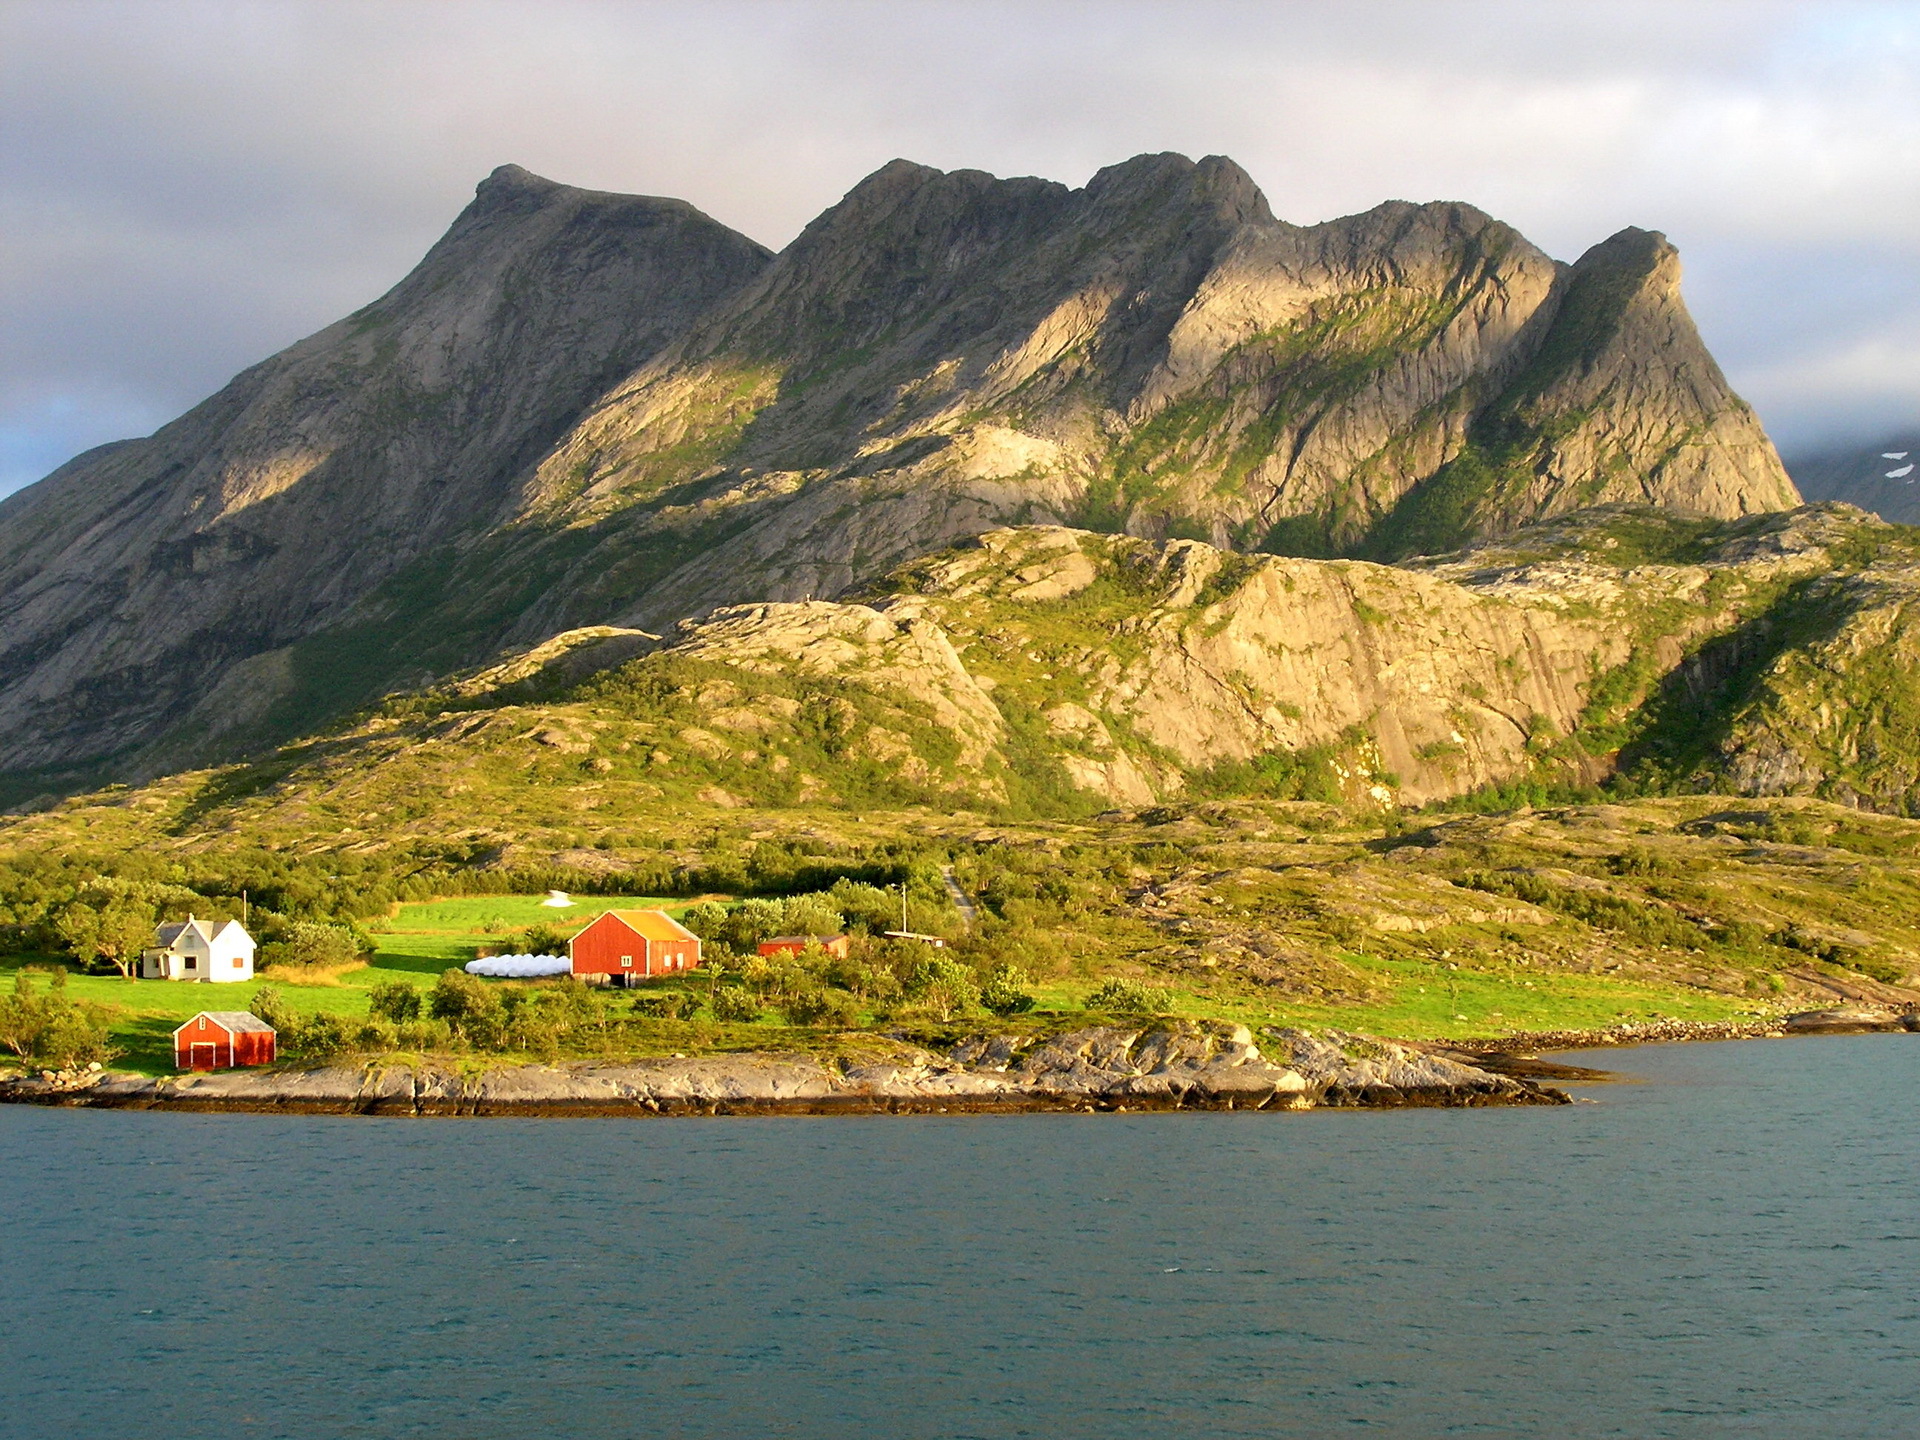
xmin=569 ymin=909 xmax=701 ymax=986
xmin=174 ymin=1011 xmax=277 ymax=1071
xmin=757 ymin=934 xmax=851 ymax=959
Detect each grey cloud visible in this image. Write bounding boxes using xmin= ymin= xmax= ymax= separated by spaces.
xmin=1 ymin=0 xmax=1915 ymax=494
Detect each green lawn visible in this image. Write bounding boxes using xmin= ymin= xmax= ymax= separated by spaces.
xmin=3 ymin=893 xmax=701 ymax=1073
xmin=365 ymin=893 xmax=695 ymax=977
xmin=1026 ymin=953 xmax=1759 ymax=1041
xmin=4 ymin=893 xmax=1769 ymax=1077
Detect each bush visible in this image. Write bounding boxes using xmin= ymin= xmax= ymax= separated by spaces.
xmin=249 ymin=984 xmax=297 ymax=1032
xmin=980 ymin=964 xmax=1037 ymax=1016
xmin=904 ymin=954 xmax=979 ymax=1020
xmin=260 ymin=921 xmax=366 ymax=971
xmin=367 ymin=979 xmax=423 ymax=1023
xmin=0 ymin=972 xmax=115 ymax=1067
xmin=352 ymin=1017 xmax=397 ymax=1051
xmin=632 ymin=991 xmax=701 ymax=1020
xmin=711 ymin=985 xmax=763 ymax=1023
xmin=521 ymin=923 xmax=571 ymax=956
xmin=1086 ymin=977 xmax=1173 ymax=1016
xmin=783 ymin=988 xmax=859 ymax=1027
xmin=395 ymin=1017 xmax=451 ymax=1051
xmin=428 ymin=967 xmax=502 ymax=1035
xmin=289 ymin=1012 xmax=352 ymax=1061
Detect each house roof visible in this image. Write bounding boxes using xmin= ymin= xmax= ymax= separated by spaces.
xmin=153 ymin=916 xmax=253 ymax=950
xmin=173 ymin=1011 xmax=276 ymax=1036
xmin=587 ymin=909 xmax=698 ymax=943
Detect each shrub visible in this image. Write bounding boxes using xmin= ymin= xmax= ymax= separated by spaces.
xmin=783 ymin=988 xmax=859 ymax=1027
xmin=367 ymin=979 xmax=423 ymax=1023
xmin=980 ymin=965 xmax=1037 ymax=1016
xmin=711 ymin=985 xmax=762 ymax=1023
xmin=260 ymin=920 xmax=366 ymax=971
xmin=352 ymin=1018 xmax=397 ymax=1051
xmin=290 ymin=1012 xmax=352 ymax=1061
xmin=395 ymin=1018 xmax=451 ymax=1050
xmin=1086 ymin=977 xmax=1172 ymax=1016
xmin=0 ymin=972 xmax=115 ymax=1067
xmin=521 ymin=923 xmax=571 ymax=956
xmin=904 ymin=954 xmax=979 ymax=1020
xmin=632 ymin=991 xmax=701 ymax=1020
xmin=429 ymin=967 xmax=497 ymax=1024
xmin=248 ymin=985 xmax=297 ymax=1032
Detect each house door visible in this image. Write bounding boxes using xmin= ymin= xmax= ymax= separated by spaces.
xmin=188 ymin=1043 xmax=219 ymax=1071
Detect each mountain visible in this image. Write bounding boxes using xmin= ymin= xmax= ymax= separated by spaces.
xmin=21 ymin=501 xmax=1908 ymax=837
xmin=1787 ymin=431 xmax=1920 ymax=524
xmin=0 ymin=154 xmax=1797 ymax=797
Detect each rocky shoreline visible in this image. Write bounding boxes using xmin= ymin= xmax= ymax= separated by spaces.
xmin=1 ymin=1022 xmax=1568 ymax=1117
xmin=1441 ymin=1008 xmax=1920 ymax=1058
xmin=12 ymin=1012 xmax=1914 ymax=1119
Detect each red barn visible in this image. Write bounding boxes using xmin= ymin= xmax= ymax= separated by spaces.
xmin=758 ymin=934 xmax=851 ymax=958
xmin=569 ymin=910 xmax=701 ymax=986
xmin=174 ymin=1011 xmax=277 ymax=1071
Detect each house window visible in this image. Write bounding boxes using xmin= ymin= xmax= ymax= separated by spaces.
xmin=233 ymin=958 xmax=244 ymax=969
xmin=185 ymin=956 xmax=197 ymax=970
xmin=198 ymin=1016 xmax=206 ymax=1031
xmin=620 ymin=955 xmax=632 ymax=968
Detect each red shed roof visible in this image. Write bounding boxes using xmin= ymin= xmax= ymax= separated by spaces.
xmin=173 ymin=1011 xmax=276 ymax=1037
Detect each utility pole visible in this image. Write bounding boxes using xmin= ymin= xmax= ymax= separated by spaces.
xmin=899 ymin=881 xmax=909 ymax=934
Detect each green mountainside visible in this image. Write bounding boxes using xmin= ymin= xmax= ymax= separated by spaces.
xmin=0 ymin=154 xmax=1795 ymax=799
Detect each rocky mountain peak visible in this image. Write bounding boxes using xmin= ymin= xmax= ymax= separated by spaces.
xmin=0 ymin=152 xmax=1805 ymax=797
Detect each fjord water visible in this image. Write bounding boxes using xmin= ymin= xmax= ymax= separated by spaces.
xmin=5 ymin=1039 xmax=1915 ymax=1439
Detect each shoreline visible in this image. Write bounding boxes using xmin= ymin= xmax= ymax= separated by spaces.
xmin=1 ymin=1021 xmax=1570 ymax=1117
xmin=9 ymin=1012 xmax=1915 ymax=1119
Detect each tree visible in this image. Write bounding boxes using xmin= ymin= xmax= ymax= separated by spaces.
xmin=0 ymin=972 xmax=115 ymax=1067
xmin=367 ymin=979 xmax=422 ymax=1023
xmin=54 ymin=897 xmax=156 ymax=978
xmin=905 ymin=954 xmax=980 ymax=1021
xmin=981 ymin=965 xmax=1037 ymax=1016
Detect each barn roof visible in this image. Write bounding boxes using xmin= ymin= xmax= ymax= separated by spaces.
xmin=588 ymin=908 xmax=698 ymax=943
xmin=173 ymin=1011 xmax=276 ymax=1036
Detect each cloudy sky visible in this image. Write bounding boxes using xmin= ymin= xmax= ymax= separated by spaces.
xmin=2 ymin=0 xmax=1916 ymax=497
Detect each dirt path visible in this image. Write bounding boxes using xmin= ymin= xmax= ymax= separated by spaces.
xmin=941 ymin=865 xmax=979 ymax=926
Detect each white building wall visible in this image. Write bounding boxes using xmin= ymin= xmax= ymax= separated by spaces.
xmin=205 ymin=928 xmax=253 ymax=983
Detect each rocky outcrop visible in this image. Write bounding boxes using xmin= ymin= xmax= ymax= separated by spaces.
xmin=0 ymin=153 xmax=1795 ymax=793
xmin=2 ymin=1022 xmax=1564 ymax=1116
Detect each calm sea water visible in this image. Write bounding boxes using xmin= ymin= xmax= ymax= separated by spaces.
xmin=4 ymin=1037 xmax=1916 ymax=1439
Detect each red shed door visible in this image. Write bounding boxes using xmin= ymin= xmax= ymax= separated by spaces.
xmin=187 ymin=1043 xmax=219 ymax=1071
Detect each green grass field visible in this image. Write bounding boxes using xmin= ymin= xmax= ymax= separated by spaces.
xmin=2 ymin=892 xmax=1766 ymax=1076
xmin=2 ymin=894 xmax=697 ymax=1073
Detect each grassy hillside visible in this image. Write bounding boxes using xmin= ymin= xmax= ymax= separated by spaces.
xmin=5 ymin=795 xmax=1916 ymax=1075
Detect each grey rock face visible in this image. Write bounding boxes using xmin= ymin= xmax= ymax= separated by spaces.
xmin=0 ymin=153 xmax=1795 ymax=788
xmin=0 ymin=166 xmax=770 ymax=778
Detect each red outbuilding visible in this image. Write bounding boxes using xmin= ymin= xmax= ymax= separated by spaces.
xmin=757 ymin=934 xmax=851 ymax=959
xmin=174 ymin=1011 xmax=277 ymax=1071
xmin=569 ymin=909 xmax=702 ymax=986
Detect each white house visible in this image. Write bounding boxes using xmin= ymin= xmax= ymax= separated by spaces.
xmin=140 ymin=915 xmax=256 ymax=983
